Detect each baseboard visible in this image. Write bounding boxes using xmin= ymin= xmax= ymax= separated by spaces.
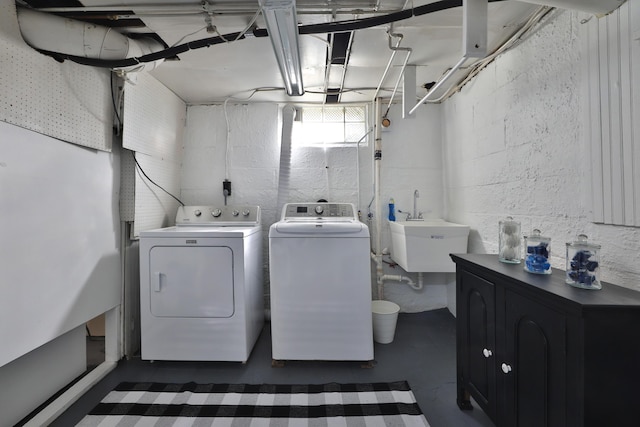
xmin=22 ymin=361 xmax=117 ymax=427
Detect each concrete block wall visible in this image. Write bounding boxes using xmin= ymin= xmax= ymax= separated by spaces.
xmin=442 ymin=9 xmax=640 ymax=315
xmin=181 ymin=102 xmax=449 ymax=312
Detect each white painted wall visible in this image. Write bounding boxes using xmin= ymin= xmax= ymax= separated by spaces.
xmin=442 ymin=9 xmax=640 ymax=313
xmin=0 ymin=326 xmax=86 ymax=427
xmin=182 ymin=102 xmax=447 ymax=312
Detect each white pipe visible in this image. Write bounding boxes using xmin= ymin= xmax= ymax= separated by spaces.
xmin=412 ymin=272 xmax=424 ymax=291
xmin=370 ymin=252 xmax=424 ymax=291
xmin=384 ymin=26 xmax=412 ymax=116
xmin=408 ymin=55 xmax=468 ymax=115
xmin=373 ymin=98 xmax=384 ymax=299
xmin=372 ymin=38 xmax=401 ymax=100
xmin=381 ymin=274 xmax=416 ymax=286
xmin=16 ymin=8 xmax=164 ymax=72
xmin=514 ymin=0 xmax=621 ymax=16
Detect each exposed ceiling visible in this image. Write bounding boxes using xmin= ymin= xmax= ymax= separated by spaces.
xmin=15 ymin=0 xmax=544 ymax=104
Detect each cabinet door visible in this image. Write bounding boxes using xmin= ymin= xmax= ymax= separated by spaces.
xmin=457 ymin=269 xmax=496 ymax=417
xmin=503 ymin=289 xmax=566 ymax=427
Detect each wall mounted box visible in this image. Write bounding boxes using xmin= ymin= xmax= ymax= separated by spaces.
xmin=452 ymin=253 xmax=640 ymax=427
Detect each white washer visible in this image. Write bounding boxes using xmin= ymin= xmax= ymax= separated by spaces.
xmin=139 ymin=205 xmax=263 ymax=362
xmin=269 ymin=202 xmax=373 ymax=362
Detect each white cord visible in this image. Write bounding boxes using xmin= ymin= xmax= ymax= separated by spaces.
xmin=223 ymin=97 xmax=232 ymax=179
xmin=171 ymin=26 xmax=207 ymax=47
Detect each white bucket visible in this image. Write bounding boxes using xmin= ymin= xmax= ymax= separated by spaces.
xmin=372 ymin=300 xmax=400 ymax=344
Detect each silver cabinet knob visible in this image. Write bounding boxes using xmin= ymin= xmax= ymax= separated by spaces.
xmin=211 ymin=209 xmax=222 ymax=217
xmin=315 ymin=205 xmax=324 ymax=215
xmin=232 ymin=210 xmax=239 ymax=216
xmin=483 ymin=348 xmax=493 ymax=358
xmin=242 ymin=209 xmax=250 ymax=216
xmin=501 ymin=363 xmax=512 ymax=374
xmin=194 ymin=209 xmax=202 ymax=217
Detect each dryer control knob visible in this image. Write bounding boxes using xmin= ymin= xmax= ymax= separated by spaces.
xmin=211 ymin=209 xmax=222 ymax=217
xmin=232 ymin=210 xmax=239 ymax=216
xmin=315 ymin=205 xmax=324 ymax=215
xmin=242 ymin=209 xmax=251 ymax=216
xmin=194 ymin=209 xmax=202 ymax=217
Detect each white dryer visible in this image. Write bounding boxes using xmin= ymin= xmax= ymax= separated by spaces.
xmin=139 ymin=205 xmax=263 ymax=362
xmin=269 ymin=202 xmax=373 ymax=363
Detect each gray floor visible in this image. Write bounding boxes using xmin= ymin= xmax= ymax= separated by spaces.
xmin=51 ymin=309 xmax=494 ymax=427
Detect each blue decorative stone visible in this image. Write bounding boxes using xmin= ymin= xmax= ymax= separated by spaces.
xmin=527 ymin=243 xmax=549 ymax=258
xmin=586 ymin=261 xmax=599 ymax=272
xmin=567 ymin=250 xmax=598 ymax=286
xmin=525 ymin=254 xmax=550 ymax=273
xmin=566 ymin=235 xmax=601 ymax=289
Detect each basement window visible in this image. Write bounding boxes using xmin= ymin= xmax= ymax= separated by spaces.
xmin=292 ymin=105 xmax=368 ymax=148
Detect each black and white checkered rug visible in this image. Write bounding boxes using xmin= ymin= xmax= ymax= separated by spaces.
xmin=77 ymin=381 xmax=430 ymax=426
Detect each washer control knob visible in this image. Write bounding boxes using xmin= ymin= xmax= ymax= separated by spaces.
xmin=211 ymin=209 xmax=222 ymax=217
xmin=232 ymin=210 xmax=240 ymax=217
xmin=194 ymin=209 xmax=202 ymax=217
xmin=242 ymin=209 xmax=251 ymax=216
xmin=315 ymin=205 xmax=324 ymax=215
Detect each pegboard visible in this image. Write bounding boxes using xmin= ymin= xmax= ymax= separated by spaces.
xmin=122 ymin=72 xmax=186 ymax=158
xmin=120 ymin=148 xmax=136 ymax=222
xmin=120 ymin=72 xmax=186 ymax=235
xmin=0 ymin=2 xmax=113 ymax=152
xmin=132 ymin=152 xmax=183 ymax=237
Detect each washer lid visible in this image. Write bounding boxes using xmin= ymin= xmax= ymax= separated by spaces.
xmin=270 ymin=220 xmax=369 ymax=237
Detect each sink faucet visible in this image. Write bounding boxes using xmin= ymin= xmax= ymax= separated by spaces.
xmin=413 ymin=189 xmax=419 ymax=219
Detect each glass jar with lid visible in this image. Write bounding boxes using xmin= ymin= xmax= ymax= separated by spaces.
xmin=524 ymin=229 xmax=551 ymax=274
xmin=566 ymin=234 xmax=601 ymax=290
xmin=499 ymin=216 xmax=521 ymax=264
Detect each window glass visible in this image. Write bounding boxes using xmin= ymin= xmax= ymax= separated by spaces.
xmin=292 ymin=105 xmax=368 ymax=147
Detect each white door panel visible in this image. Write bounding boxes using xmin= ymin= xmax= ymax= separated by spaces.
xmin=149 ymin=246 xmax=234 ymax=318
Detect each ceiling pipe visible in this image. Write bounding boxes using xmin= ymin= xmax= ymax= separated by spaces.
xmin=408 ymin=56 xmax=468 ymax=114
xmin=381 ymin=25 xmax=412 ymax=119
xmin=520 ymin=0 xmax=623 ymax=16
xmin=372 ymin=36 xmax=400 ymax=101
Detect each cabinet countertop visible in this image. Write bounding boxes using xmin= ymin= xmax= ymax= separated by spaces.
xmin=450 ymin=253 xmax=640 ymax=309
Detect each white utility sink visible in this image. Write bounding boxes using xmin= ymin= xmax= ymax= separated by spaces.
xmin=389 ymin=219 xmax=470 ymax=272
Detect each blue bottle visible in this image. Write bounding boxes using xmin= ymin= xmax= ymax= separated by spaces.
xmin=388 ymin=198 xmax=396 ymax=221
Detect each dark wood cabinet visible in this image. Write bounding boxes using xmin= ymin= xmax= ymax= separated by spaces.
xmin=452 ymin=254 xmax=640 ymax=427
xmin=457 ymin=269 xmax=496 ymax=417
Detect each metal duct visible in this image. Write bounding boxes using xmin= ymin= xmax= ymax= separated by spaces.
xmin=16 ymin=8 xmax=164 ymax=72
